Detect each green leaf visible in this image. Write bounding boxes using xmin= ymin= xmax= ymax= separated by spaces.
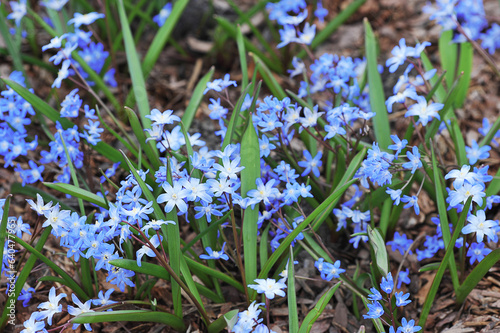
xmin=141 ymin=0 xmax=189 ymax=78
xmin=418 ymin=197 xmax=472 ymax=328
xmin=124 ymin=106 xmax=160 ymax=170
xmin=184 ymin=256 xmax=245 ymax=293
xmin=367 ymin=226 xmax=389 ymax=277
xmin=43 ymin=182 xmax=108 ymax=209
xmin=364 ymin=19 xmax=390 ymax=150
xmin=10 ymin=183 xmax=74 ymax=211
xmin=447 ymin=118 xmax=468 ymax=165
xmin=312 ymin=147 xmax=366 ymax=231
xmin=0 ymin=195 xmax=12 ymax=278
xmin=72 ymin=310 xmax=185 ymax=331
xmin=216 ymin=16 xmax=282 ymax=74
xmin=0 ymin=9 xmax=25 ymax=76
xmin=431 ymin=145 xmax=459 ymax=291
xmin=110 ymin=259 xmax=170 ymax=280
xmin=221 ymin=82 xmax=258 ymax=149
xmin=1 ymin=228 xmax=51 ymax=329
xmin=240 ymin=115 xmax=261 ymax=289
xmin=259 ymin=179 xmax=356 ymax=280
xmin=454 ymin=42 xmax=473 ymax=108
xmin=456 ymin=248 xmax=500 ymax=304
xmin=208 ymin=310 xmax=239 ymax=333
xmin=418 ymin=262 xmax=441 ymax=273
xmin=117 ymin=0 xmax=153 ymax=128
xmin=439 ymin=30 xmax=457 ymax=89
xmin=298 ymin=282 xmax=341 ymax=333
xmin=12 ymin=235 xmax=89 ymax=300
xmin=236 ymin=25 xmax=249 ymax=92
xmin=250 ymin=53 xmax=287 ymax=99
xmin=181 ymin=67 xmax=215 ymax=130
xmin=288 ymin=247 xmax=299 ymax=333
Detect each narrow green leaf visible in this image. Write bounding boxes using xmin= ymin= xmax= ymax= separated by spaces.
xmin=181 ymin=67 xmax=215 ymax=130
xmin=250 ymin=53 xmax=287 ymax=99
xmin=448 ymin=118 xmax=468 ymax=165
xmin=288 ymin=247 xmax=299 ymax=333
xmin=216 ymin=16 xmax=282 ymax=74
xmin=0 ymin=196 xmax=12 ymax=278
xmin=298 ymin=282 xmax=341 ymax=333
xmin=163 ymin=159 xmax=182 ymax=318
xmin=418 ymin=262 xmax=441 ymax=273
xmin=110 ymin=259 xmax=170 ymax=280
xmin=117 ymin=0 xmax=151 ymax=125
xmin=141 ymin=0 xmax=189 ymax=78
xmin=1 ymin=228 xmax=51 ymax=329
xmin=124 ymin=107 xmax=160 ymax=170
xmin=12 ymin=235 xmax=89 ymax=300
xmin=208 ymin=310 xmax=239 ymax=333
xmin=185 ymin=256 xmax=245 ymax=293
xmin=456 ymin=248 xmax=500 ymax=304
xmin=364 ymin=19 xmax=390 ymax=150
xmin=367 ymin=226 xmax=388 ymax=277
xmin=236 ymin=25 xmax=249 ymax=92
xmin=221 ymin=83 xmax=257 ymax=149
xmin=43 ymin=183 xmax=108 ymax=209
xmin=431 ymin=145 xmax=459 ymax=291
xmin=0 ymin=10 xmax=25 ymax=76
xmin=421 ymin=52 xmax=447 ymax=102
xmin=259 ymin=180 xmax=355 ymax=279
xmin=241 ymin=115 xmax=261 ymax=290
xmin=72 ymin=310 xmax=185 ymax=331
xmin=454 ymin=42 xmax=473 ymax=108
xmin=424 ymin=72 xmax=463 ymax=142
xmin=312 ymin=148 xmax=366 ymax=231
xmin=418 ymin=197 xmax=472 ymax=328
xmin=226 ymin=0 xmax=278 ymax=65
xmin=10 ymin=183 xmax=74 ymax=212
xmin=439 ymin=30 xmax=457 ymax=89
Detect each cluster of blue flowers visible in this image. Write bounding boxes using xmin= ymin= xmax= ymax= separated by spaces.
xmin=424 ymin=0 xmax=500 ymax=54
xmin=266 ymin=0 xmax=319 ymax=48
xmin=0 ymin=72 xmax=39 ymax=185
xmin=364 ymin=272 xmax=421 ymax=333
xmin=2 ymin=0 xmax=500 ymax=332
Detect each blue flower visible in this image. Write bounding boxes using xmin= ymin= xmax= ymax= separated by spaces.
xmin=315 ymin=258 xmax=345 ymax=281
xmin=395 ymin=291 xmax=411 ymax=307
xmin=465 ymin=140 xmax=491 ymax=165
xmin=200 ymin=242 xmax=229 ymax=260
xmin=397 ymin=268 xmax=411 ymax=289
xmin=363 ymin=301 xmax=384 ymax=319
xmin=462 ymin=210 xmax=497 ymax=243
xmin=467 ymin=242 xmax=492 ymax=264
xmin=68 ymin=12 xmax=105 ymax=28
xmin=153 ymin=3 xmax=172 ymax=27
xmin=380 ymin=272 xmax=394 ymax=294
xmin=387 ymin=232 xmax=413 ymax=255
xmin=367 ymin=287 xmax=382 ymax=301
xmin=386 ymin=188 xmax=402 ymax=205
xmin=397 ymin=317 xmax=422 ymax=333
xmin=401 ymin=195 xmax=420 ymax=215
xmin=402 ymin=146 xmax=422 ymax=174
xmin=7 ymin=0 xmax=27 ymax=26
xmin=298 ymin=150 xmax=323 ymax=178
xmin=405 ymin=97 xmax=442 ymax=126
xmin=386 ymin=38 xmax=410 ymax=73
